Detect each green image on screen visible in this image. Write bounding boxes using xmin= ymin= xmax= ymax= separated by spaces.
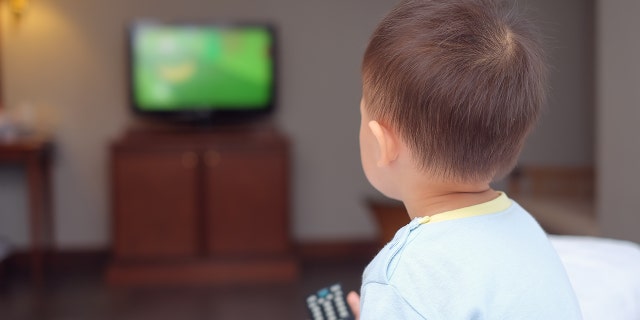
xmin=133 ymin=25 xmax=273 ymax=111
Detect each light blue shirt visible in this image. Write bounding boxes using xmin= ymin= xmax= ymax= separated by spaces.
xmin=360 ymin=196 xmax=582 ymax=319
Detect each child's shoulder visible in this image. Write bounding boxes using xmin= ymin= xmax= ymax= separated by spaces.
xmin=378 ymin=202 xmax=560 ymax=283
xmin=363 ymin=203 xmax=581 ymax=318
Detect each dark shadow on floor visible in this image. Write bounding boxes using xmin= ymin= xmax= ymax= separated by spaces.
xmin=0 ymin=261 xmax=367 ymax=320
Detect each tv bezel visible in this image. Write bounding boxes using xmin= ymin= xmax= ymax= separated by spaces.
xmin=126 ymin=20 xmax=278 ymax=124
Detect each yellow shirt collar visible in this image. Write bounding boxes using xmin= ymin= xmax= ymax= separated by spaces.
xmin=419 ymin=192 xmax=512 ymax=225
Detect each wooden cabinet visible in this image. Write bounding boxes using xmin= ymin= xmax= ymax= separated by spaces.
xmin=204 ymin=146 xmax=289 ymax=256
xmin=106 ymin=127 xmax=298 ymax=286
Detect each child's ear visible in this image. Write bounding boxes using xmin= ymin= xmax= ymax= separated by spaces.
xmin=368 ymin=120 xmax=399 ymax=167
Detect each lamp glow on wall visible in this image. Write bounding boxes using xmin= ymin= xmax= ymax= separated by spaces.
xmin=9 ymin=0 xmax=29 ymax=17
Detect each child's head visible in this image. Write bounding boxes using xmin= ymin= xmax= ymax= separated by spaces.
xmin=360 ymin=0 xmax=546 ymax=188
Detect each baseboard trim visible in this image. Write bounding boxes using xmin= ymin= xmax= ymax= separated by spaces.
xmin=2 ymin=249 xmax=109 ymax=274
xmin=1 ymin=240 xmax=382 ymax=275
xmin=295 ymin=240 xmax=381 ymax=264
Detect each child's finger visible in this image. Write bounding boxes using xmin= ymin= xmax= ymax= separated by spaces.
xmin=347 ymin=291 xmax=361 ymax=320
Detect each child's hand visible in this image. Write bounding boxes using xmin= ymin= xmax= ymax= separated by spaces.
xmin=347 ymin=291 xmax=361 ymax=320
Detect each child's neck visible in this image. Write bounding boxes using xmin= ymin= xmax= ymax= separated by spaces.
xmin=401 ymin=183 xmax=499 ymax=219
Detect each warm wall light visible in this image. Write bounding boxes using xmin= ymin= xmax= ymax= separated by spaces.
xmin=9 ymin=0 xmax=29 ymax=17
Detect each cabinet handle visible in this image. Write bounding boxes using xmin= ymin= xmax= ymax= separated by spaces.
xmin=181 ymin=152 xmax=198 ymax=169
xmin=205 ymin=150 xmax=221 ymax=167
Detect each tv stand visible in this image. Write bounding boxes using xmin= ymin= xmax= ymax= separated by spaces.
xmin=106 ymin=126 xmax=298 ymax=286
xmin=129 ymin=117 xmax=277 ymax=133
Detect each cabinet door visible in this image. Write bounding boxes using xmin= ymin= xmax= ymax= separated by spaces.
xmin=113 ymin=149 xmax=200 ymax=260
xmin=204 ymin=145 xmax=289 ymax=256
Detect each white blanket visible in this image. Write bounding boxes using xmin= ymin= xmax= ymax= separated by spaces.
xmin=550 ymin=235 xmax=640 ymax=320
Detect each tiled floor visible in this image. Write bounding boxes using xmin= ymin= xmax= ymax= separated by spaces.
xmin=0 ymin=262 xmax=367 ymax=320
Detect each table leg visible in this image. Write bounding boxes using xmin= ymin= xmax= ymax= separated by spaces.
xmin=26 ymin=153 xmax=45 ymax=286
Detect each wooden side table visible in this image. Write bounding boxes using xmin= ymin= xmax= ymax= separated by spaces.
xmin=0 ymin=137 xmax=53 ymax=285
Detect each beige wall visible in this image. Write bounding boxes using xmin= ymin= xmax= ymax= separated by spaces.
xmin=0 ymin=0 xmax=393 ymax=248
xmin=0 ymin=0 xmax=595 ymax=249
xmin=519 ymin=0 xmax=595 ymax=166
xmin=596 ymin=1 xmax=640 ymax=243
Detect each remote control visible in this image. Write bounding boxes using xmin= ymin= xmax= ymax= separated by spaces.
xmin=305 ymin=283 xmax=355 ymax=320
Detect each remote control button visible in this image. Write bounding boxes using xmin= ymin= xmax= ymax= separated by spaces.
xmin=318 ymin=289 xmax=329 ymax=297
xmin=338 ymin=306 xmax=349 ymax=315
xmin=326 ymin=293 xmax=334 ymax=300
xmin=307 ymin=295 xmax=317 ymax=303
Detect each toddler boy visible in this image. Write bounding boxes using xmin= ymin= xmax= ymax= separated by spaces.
xmin=347 ymin=0 xmax=582 ymax=318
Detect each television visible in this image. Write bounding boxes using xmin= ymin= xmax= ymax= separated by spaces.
xmin=128 ymin=21 xmax=277 ymax=123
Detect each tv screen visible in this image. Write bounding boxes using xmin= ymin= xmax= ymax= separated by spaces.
xmin=128 ymin=22 xmax=276 ymax=121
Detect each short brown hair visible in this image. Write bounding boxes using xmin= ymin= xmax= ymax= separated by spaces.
xmin=362 ymin=0 xmax=546 ymax=182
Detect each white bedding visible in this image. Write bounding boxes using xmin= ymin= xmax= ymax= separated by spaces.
xmin=549 ymin=235 xmax=640 ymax=320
